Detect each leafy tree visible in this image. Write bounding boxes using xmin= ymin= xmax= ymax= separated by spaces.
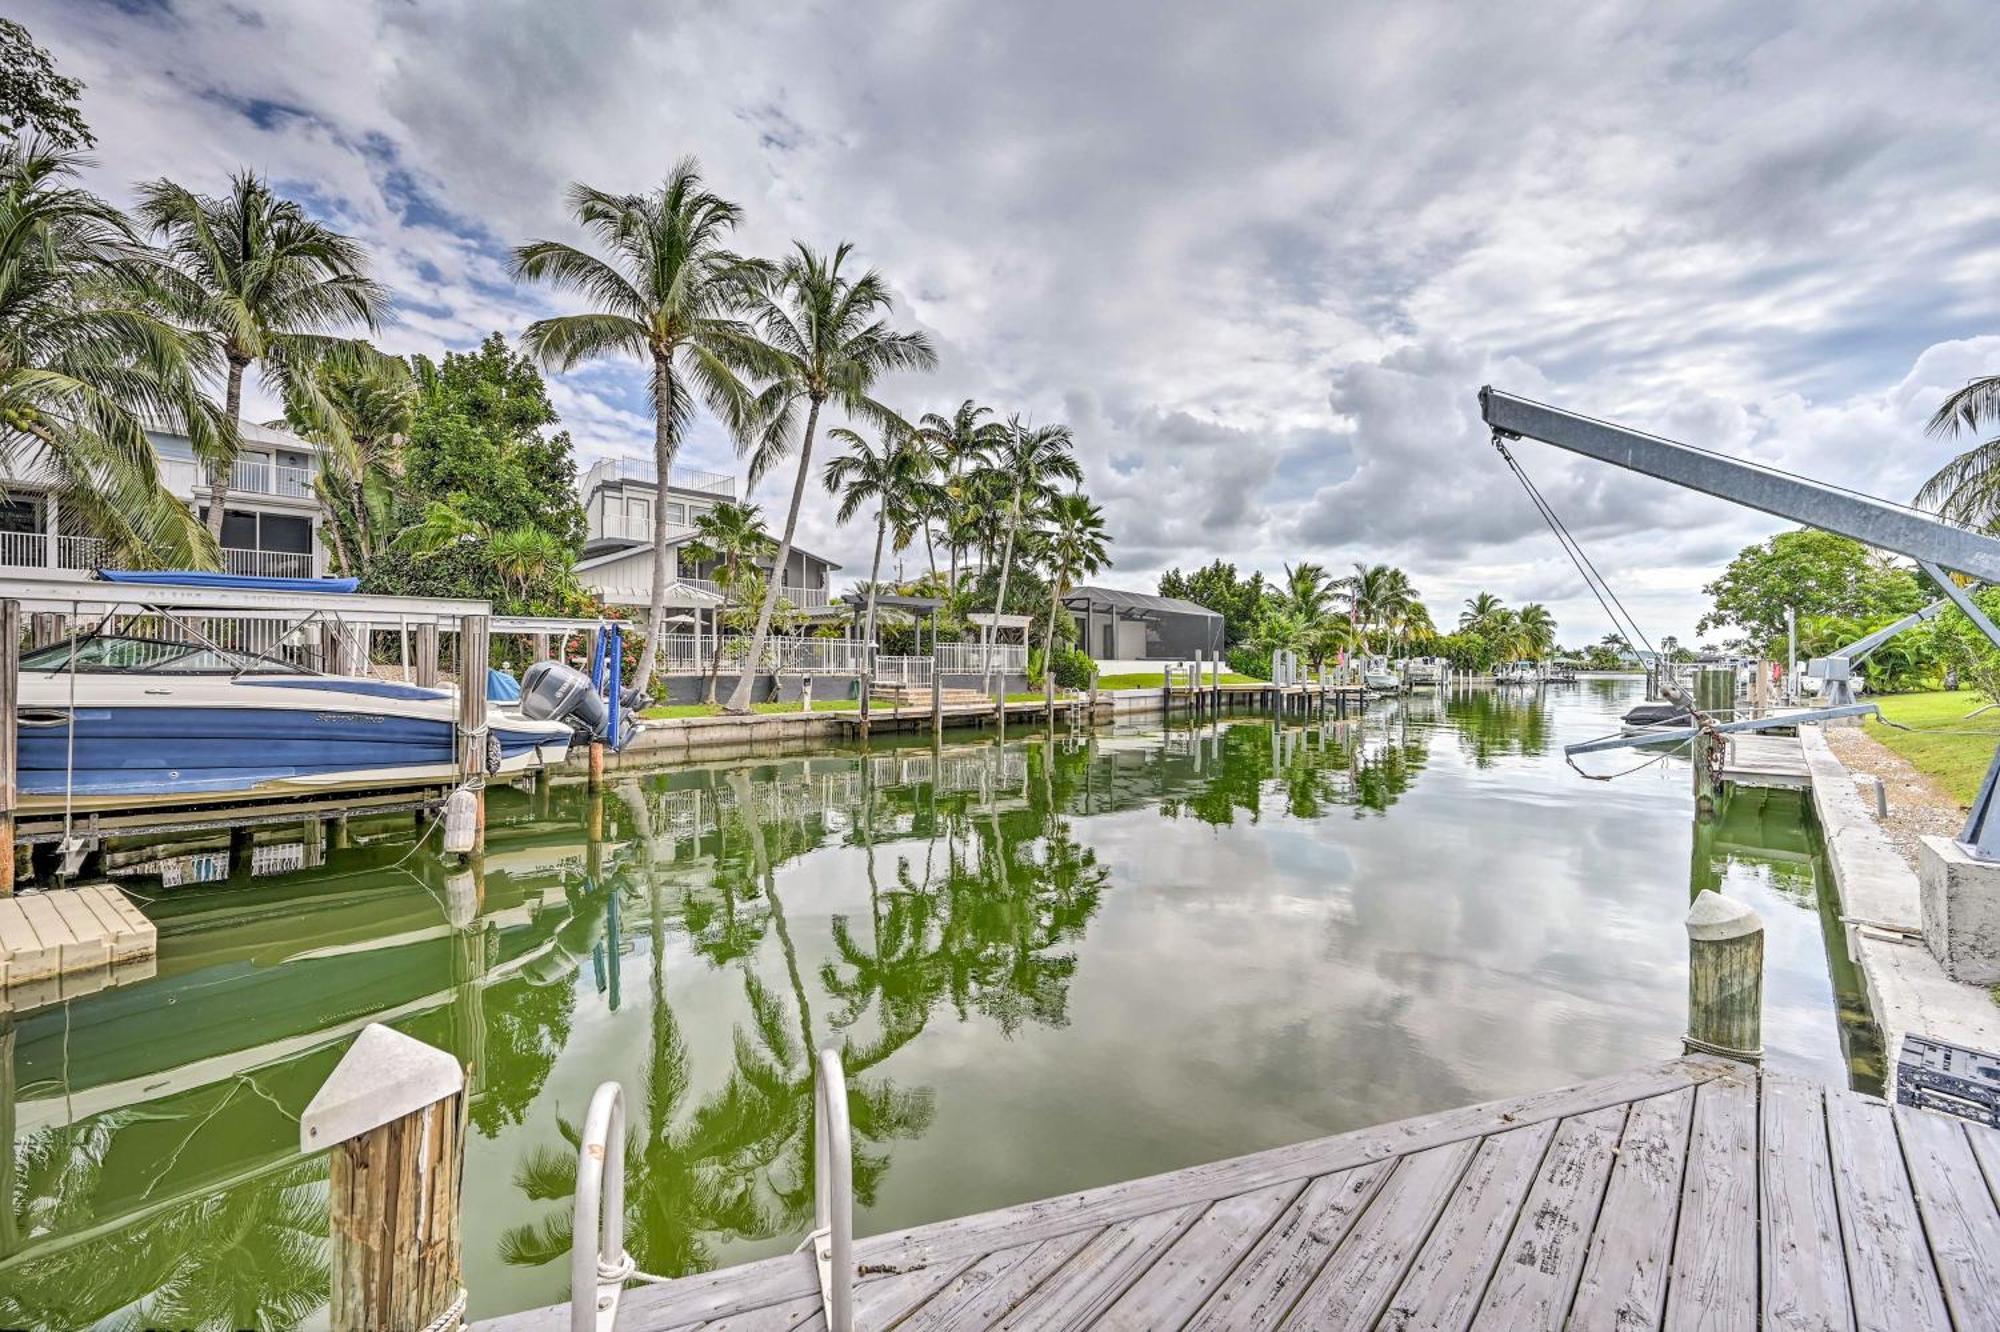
xmin=1697 ymin=529 xmax=1927 ymax=653
xmin=1517 ymin=602 xmax=1557 ymax=657
xmin=0 ymin=19 xmax=92 ymax=149
xmin=359 ymin=335 xmax=588 ymax=613
xmin=1159 ymin=560 xmax=1266 ymax=647
xmin=1460 ymin=591 xmax=1505 ymax=630
xmin=0 ymin=143 xmax=216 ymax=564
xmin=137 ymin=171 xmax=388 ymax=541
xmin=1338 ymin=563 xmax=1421 ymax=653
xmin=1281 ymin=562 xmax=1335 ymax=621
xmin=727 ymin=241 xmax=935 ymax=712
xmin=513 ymin=160 xmax=770 ymax=693
xmin=399 ymin=335 xmax=586 ymax=548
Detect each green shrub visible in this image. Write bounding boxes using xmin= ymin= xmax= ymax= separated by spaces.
xmin=1226 ymin=646 xmax=1271 ymax=680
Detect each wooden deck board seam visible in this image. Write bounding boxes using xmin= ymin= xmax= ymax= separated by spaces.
xmin=1634 ymin=1084 xmax=1701 ymax=1332
xmin=1552 ymin=1101 xmax=1637 ymax=1331
xmin=1144 ymin=1179 xmax=1311 ymax=1332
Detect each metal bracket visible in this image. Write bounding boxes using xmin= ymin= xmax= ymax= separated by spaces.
xmin=1565 ymin=703 xmax=1878 ymax=758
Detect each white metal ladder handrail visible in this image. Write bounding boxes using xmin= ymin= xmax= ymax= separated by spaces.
xmin=572 ymin=1083 xmax=629 ymax=1332
xmin=807 ymin=1046 xmax=856 ymax=1330
xmin=569 ymin=1050 xmax=854 ymax=1332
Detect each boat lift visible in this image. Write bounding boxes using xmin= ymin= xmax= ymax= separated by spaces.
xmin=1480 ymin=387 xmax=2000 ymax=858
xmin=1805 ymin=598 xmax=1949 ymax=707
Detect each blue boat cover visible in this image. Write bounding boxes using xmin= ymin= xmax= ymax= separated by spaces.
xmin=487 ymin=668 xmax=522 ymax=702
xmin=95 ymin=569 xmax=361 ymax=593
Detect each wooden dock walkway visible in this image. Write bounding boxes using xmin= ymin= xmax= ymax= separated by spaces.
xmin=1721 ymin=731 xmax=1812 ymax=789
xmin=477 ymin=1056 xmax=2000 ymax=1331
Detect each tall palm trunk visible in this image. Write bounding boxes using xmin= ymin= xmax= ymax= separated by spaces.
xmin=863 ymin=502 xmax=888 ymax=652
xmin=209 ymin=356 xmax=248 ymax=541
xmin=1045 ymin=578 xmax=1064 ymax=719
xmin=705 ymin=578 xmax=730 ymax=705
xmin=983 ymin=484 xmax=1023 ymax=697
xmin=633 ymin=359 xmax=676 ymax=695
xmin=727 ymin=398 xmax=821 ymax=712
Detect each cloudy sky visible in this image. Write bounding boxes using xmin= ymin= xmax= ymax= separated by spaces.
xmin=25 ymin=0 xmax=2000 ymax=646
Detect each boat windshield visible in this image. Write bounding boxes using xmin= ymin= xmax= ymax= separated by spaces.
xmin=19 ymin=634 xmax=308 ymax=675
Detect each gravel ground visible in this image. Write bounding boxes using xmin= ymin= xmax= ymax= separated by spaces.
xmin=1824 ymin=724 xmax=1965 ymax=870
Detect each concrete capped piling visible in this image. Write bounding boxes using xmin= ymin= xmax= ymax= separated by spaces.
xmin=1685 ymin=889 xmax=1763 ymax=1061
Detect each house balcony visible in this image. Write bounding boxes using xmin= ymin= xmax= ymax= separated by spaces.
xmin=157 ymin=456 xmax=319 ymax=502
xmin=0 ymin=532 xmax=312 ymax=578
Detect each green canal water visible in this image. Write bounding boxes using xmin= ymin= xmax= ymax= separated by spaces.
xmin=0 ymin=678 xmax=1878 ymax=1328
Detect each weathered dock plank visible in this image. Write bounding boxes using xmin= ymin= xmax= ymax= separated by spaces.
xmin=1093 ymin=1180 xmax=1302 ymax=1329
xmin=1824 ymin=1089 xmax=1947 ymax=1332
xmin=1665 ymin=1074 xmax=1759 ymax=1332
xmin=894 ymin=1230 xmax=1096 ymax=1330
xmin=989 ymin=1203 xmax=1202 ymax=1330
xmin=1566 ymin=1085 xmax=1695 ymax=1332
xmin=1471 ymin=1103 xmax=1626 ymax=1331
xmin=1379 ymin=1120 xmax=1556 ymax=1332
xmin=1180 ymin=1162 xmax=1392 ymax=1331
xmin=1277 ymin=1138 xmax=1480 ymax=1330
xmin=1759 ymin=1075 xmax=1853 ymax=1332
xmin=1895 ymin=1103 xmax=2000 ymax=1331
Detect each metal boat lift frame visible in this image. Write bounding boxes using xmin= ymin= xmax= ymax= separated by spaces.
xmin=1480 ymin=387 xmax=2000 ymax=858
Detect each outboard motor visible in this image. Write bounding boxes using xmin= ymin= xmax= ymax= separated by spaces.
xmin=521 ymin=660 xmax=611 ymax=740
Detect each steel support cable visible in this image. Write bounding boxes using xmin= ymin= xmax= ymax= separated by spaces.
xmin=1493 ymin=434 xmax=1664 ymax=662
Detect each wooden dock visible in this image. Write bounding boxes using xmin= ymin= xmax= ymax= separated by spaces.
xmin=0 ymin=882 xmax=156 ymax=1009
xmin=476 ymin=1056 xmax=2000 ymax=1331
xmin=1721 ymin=731 xmax=1812 ymax=789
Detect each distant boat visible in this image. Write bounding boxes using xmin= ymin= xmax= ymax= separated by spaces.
xmin=1360 ymin=655 xmax=1402 ymax=692
xmin=1494 ymin=661 xmax=1541 ymax=685
xmin=1400 ymin=656 xmax=1446 ymax=686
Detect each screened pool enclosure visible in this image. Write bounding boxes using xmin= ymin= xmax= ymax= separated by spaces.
xmin=1064 ymin=585 xmax=1224 ymax=665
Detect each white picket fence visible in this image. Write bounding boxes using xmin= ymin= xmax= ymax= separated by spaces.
xmin=934 ymin=641 xmax=1028 ymax=675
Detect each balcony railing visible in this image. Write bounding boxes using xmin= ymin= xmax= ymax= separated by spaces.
xmin=58 ymin=535 xmax=106 ymax=569
xmin=676 ymin=576 xmax=833 ymax=609
xmin=222 ymin=547 xmax=313 ymax=578
xmin=935 ymin=641 xmax=1028 ymax=675
xmin=582 ymin=457 xmax=736 ymax=498
xmin=0 ymin=531 xmax=46 ymax=568
xmin=156 ymin=455 xmax=318 ymax=500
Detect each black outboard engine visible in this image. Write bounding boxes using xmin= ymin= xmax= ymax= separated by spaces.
xmin=521 ymin=660 xmax=611 ymax=740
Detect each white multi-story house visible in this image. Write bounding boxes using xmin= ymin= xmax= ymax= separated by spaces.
xmin=573 ymin=457 xmax=839 ymax=618
xmin=0 ymin=419 xmax=326 ymax=579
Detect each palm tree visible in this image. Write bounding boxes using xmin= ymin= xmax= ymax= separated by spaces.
xmin=914 ymin=400 xmax=1004 ymax=591
xmin=684 ymin=501 xmax=774 ymax=703
xmin=823 ymin=423 xmax=936 ymax=652
xmin=983 ymin=419 xmax=1083 ymax=692
xmin=1517 ymin=602 xmax=1557 ymax=657
xmin=1282 ymin=562 xmax=1335 ymax=622
xmin=293 ymin=351 xmax=413 ymax=573
xmin=137 ymin=170 xmax=388 ymax=544
xmin=724 ymin=243 xmax=936 ymax=713
xmin=488 ymin=525 xmax=569 ymax=605
xmin=512 ymin=160 xmax=771 ymax=696
xmin=0 ymin=143 xmax=218 ymax=565
xmin=1038 ymin=492 xmax=1111 ymax=708
xmin=1916 ymin=375 xmax=2000 ymax=524
xmin=1338 ymin=563 xmax=1419 ymax=653
xmin=1460 ymin=591 xmax=1505 ymax=631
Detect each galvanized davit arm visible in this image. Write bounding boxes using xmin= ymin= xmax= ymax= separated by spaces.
xmin=1479 ymin=386 xmax=2000 ymax=858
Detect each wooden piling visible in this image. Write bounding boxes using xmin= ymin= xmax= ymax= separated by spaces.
xmin=587 ymin=740 xmax=606 ymax=792
xmin=303 ymin=1024 xmax=468 ymax=1332
xmin=931 ymin=659 xmax=943 ymax=739
xmin=414 ymin=621 xmax=440 ymax=688
xmin=1685 ymin=889 xmax=1763 ymax=1062
xmin=0 ymin=599 xmax=15 ymax=897
xmin=456 ymin=615 xmax=489 ymax=849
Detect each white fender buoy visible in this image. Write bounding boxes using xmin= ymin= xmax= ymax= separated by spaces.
xmin=443 ymin=786 xmax=478 ymax=855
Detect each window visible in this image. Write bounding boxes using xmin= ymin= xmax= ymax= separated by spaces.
xmin=260 ymin=513 xmax=312 ymax=554
xmin=0 ymin=498 xmax=38 ymax=535
xmin=664 ymin=501 xmax=688 ymax=526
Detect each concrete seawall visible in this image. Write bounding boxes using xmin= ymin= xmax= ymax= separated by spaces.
xmin=1800 ymin=726 xmax=2000 ymax=1060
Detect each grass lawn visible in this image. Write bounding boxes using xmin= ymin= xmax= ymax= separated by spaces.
xmin=1095 ymin=670 xmax=1262 ymax=690
xmin=1861 ymin=690 xmax=2000 ymax=807
xmin=641 ymin=691 xmax=1052 ymax=721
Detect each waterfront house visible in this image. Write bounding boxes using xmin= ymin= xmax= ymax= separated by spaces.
xmin=1063 ymin=585 xmax=1224 ymax=672
xmin=0 ymin=420 xmax=326 ymax=580
xmin=570 ymin=456 xmax=843 ymax=649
